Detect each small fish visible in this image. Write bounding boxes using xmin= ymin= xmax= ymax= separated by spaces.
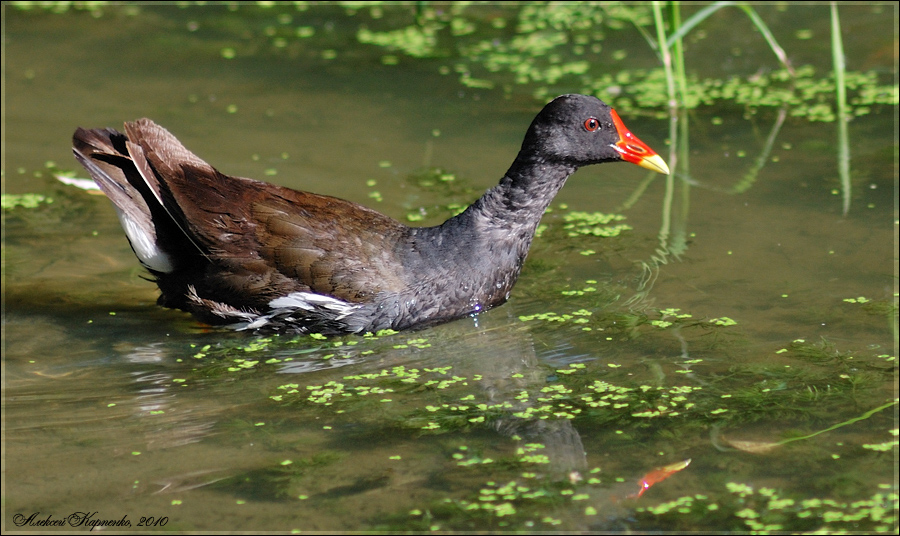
xmin=633 ymin=458 xmax=692 ymax=498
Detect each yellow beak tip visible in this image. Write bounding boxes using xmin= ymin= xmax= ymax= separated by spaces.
xmin=639 ymin=154 xmax=670 ymax=175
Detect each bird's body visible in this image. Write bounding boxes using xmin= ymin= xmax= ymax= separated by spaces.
xmin=73 ymin=95 xmax=668 ymax=334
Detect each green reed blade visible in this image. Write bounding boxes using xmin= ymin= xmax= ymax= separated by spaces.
xmin=665 ymin=0 xmax=734 ymax=49
xmin=831 ymin=2 xmax=851 ymax=215
xmin=736 ymin=3 xmax=796 ymax=76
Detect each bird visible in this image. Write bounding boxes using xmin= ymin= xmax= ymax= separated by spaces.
xmin=73 ymin=94 xmax=669 ymax=335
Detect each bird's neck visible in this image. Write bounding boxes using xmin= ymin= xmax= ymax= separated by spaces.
xmin=426 ymin=154 xmax=576 ymax=279
xmin=466 ymin=153 xmax=576 ymax=237
xmin=397 ymin=156 xmax=577 ymax=322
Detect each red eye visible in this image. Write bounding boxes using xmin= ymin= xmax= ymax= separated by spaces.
xmin=584 ymin=118 xmax=600 ymax=132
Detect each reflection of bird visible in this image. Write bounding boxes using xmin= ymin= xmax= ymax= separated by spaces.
xmin=73 ymin=95 xmax=668 ymax=334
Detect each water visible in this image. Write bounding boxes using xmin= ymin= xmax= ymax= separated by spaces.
xmin=3 ymin=3 xmax=897 ymax=532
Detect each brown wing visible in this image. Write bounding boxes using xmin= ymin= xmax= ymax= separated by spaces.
xmin=123 ymin=119 xmax=411 ymax=305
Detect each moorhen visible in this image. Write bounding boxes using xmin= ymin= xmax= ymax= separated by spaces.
xmin=73 ymin=94 xmax=668 ymax=334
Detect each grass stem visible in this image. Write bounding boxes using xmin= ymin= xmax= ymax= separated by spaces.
xmin=831 ymin=2 xmax=851 ymax=215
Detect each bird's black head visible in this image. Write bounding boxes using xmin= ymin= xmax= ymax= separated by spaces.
xmin=521 ymin=94 xmax=669 ymax=174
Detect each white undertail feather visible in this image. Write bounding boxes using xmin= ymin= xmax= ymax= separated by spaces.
xmin=119 ymin=210 xmax=175 ymax=273
xmin=72 ymin=145 xmax=175 ymax=273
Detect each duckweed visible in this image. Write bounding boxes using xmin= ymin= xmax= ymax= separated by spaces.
xmin=2 ymin=193 xmax=52 ymax=210
xmin=561 ymin=211 xmax=631 ymax=238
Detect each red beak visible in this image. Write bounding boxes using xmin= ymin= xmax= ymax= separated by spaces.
xmin=610 ymin=109 xmax=669 ymax=174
